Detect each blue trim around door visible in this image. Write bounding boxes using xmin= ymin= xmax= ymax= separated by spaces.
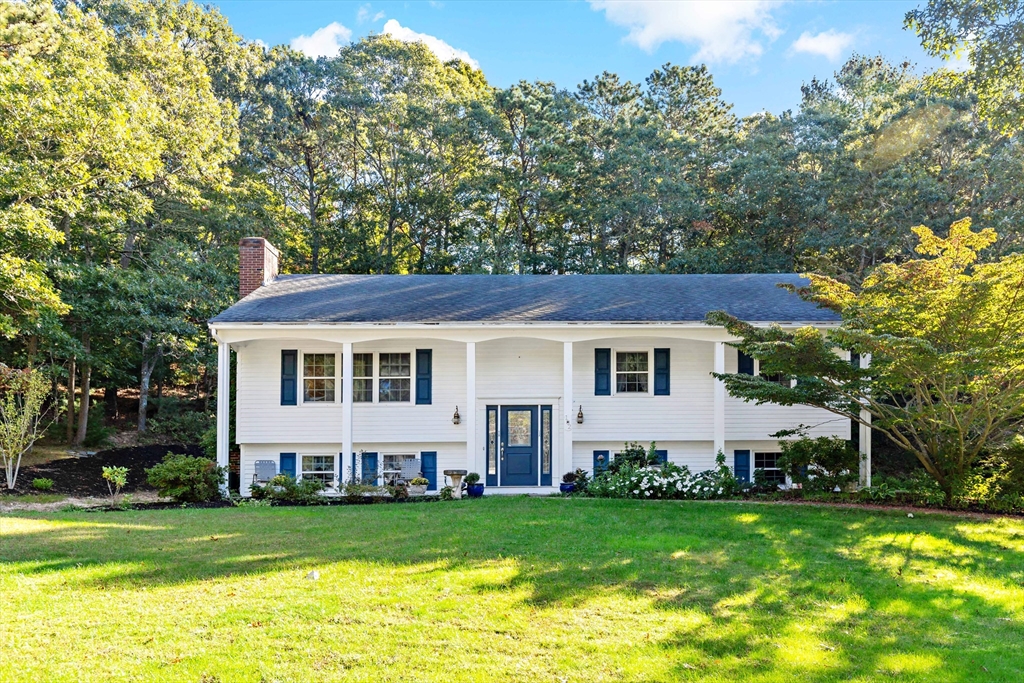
xmin=500 ymin=405 xmax=539 ymax=486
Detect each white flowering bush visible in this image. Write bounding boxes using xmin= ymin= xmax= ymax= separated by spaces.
xmin=587 ymin=452 xmax=740 ymax=501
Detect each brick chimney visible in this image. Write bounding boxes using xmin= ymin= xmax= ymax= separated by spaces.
xmin=239 ymin=237 xmax=280 ymax=299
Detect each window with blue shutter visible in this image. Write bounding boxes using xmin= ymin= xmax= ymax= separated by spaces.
xmin=734 ymin=450 xmax=751 ymax=483
xmin=360 ymin=452 xmax=378 ymax=485
xmin=279 ymin=453 xmax=296 ymax=479
xmin=415 ymin=349 xmax=432 ymax=405
xmin=593 ymin=450 xmax=610 ymax=475
xmin=738 ymin=351 xmax=755 ymax=376
xmin=595 ymin=349 xmax=611 ymax=395
xmin=281 ymin=350 xmax=298 ymax=405
xmin=655 ymin=449 xmax=668 ymax=464
xmin=421 ymin=451 xmax=437 ymax=491
xmin=653 ymin=348 xmax=670 ymax=395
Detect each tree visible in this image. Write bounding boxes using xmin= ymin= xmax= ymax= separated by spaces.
xmin=707 ymin=219 xmax=1024 ymax=502
xmin=0 ymin=364 xmax=54 ymax=489
xmin=907 ymin=0 xmax=1024 ymax=133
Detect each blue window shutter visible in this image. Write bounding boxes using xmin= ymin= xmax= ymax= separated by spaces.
xmin=595 ymin=349 xmax=611 ymax=395
xmin=738 ymin=351 xmax=755 ymax=376
xmin=655 ymin=449 xmax=668 ymax=464
xmin=281 ymin=350 xmax=298 ymax=405
xmin=593 ymin=450 xmax=610 ymax=475
xmin=416 ymin=349 xmax=432 ymax=405
xmin=734 ymin=450 xmax=751 ymax=483
xmin=360 ymin=452 xmax=378 ymax=485
xmin=351 ymin=452 xmax=357 ymax=484
xmin=653 ymin=348 xmax=670 ymax=395
xmin=421 ymin=452 xmax=437 ymax=491
xmin=279 ymin=453 xmax=296 ymax=478
xmin=850 ymin=352 xmax=860 ymax=368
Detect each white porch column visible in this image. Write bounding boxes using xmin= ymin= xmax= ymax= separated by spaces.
xmin=342 ymin=342 xmax=353 ymax=484
xmin=563 ymin=341 xmax=573 ymax=479
xmin=859 ymin=353 xmax=872 ymax=488
xmin=216 ymin=341 xmax=230 ymax=493
xmin=713 ymin=341 xmax=726 ymax=457
xmin=466 ymin=342 xmax=477 ymax=471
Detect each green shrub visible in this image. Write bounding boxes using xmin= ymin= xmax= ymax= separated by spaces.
xmin=409 ymin=477 xmax=429 ymax=486
xmin=464 ymin=472 xmax=481 ymax=485
xmin=83 ymin=404 xmax=114 ymax=448
xmin=250 ymin=474 xmax=325 ymax=503
xmin=199 ymin=425 xmax=217 ymax=460
xmin=777 ymin=435 xmax=860 ymax=493
xmin=145 ymin=453 xmax=226 ymax=503
xmin=147 ymin=400 xmax=213 ymax=444
xmin=102 ymin=465 xmax=129 ymax=508
xmin=31 ymin=477 xmax=54 ymax=491
xmin=859 ymin=472 xmax=945 ymax=507
xmin=609 ymin=442 xmax=660 ymax=473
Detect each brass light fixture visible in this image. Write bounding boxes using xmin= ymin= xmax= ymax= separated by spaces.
xmin=576 ymin=406 xmax=584 ymax=424
xmin=452 ymin=406 xmax=461 ymax=425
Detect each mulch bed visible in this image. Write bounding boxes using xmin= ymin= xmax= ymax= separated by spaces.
xmin=15 ymin=444 xmax=203 ymax=496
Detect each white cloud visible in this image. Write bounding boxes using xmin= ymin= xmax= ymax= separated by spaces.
xmin=589 ymin=0 xmax=783 ymax=63
xmin=357 ymin=4 xmax=370 ymax=23
xmin=382 ymin=19 xmax=478 ymax=68
xmin=790 ymin=29 xmax=855 ymax=61
xmin=290 ymin=22 xmax=352 ymax=58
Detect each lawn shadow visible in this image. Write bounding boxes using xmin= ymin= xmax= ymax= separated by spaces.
xmin=2 ymin=499 xmax=1023 ymax=681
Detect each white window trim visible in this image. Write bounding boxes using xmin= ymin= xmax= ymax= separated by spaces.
xmin=300 ymin=351 xmax=339 ymax=405
xmin=351 ymin=350 xmax=417 ymax=405
xmin=299 ymin=453 xmax=337 ymax=486
xmin=611 ymin=348 xmax=653 ymax=396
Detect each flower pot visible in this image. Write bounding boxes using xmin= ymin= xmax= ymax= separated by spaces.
xmin=407 ymin=485 xmax=427 ymax=496
xmin=466 ymin=483 xmax=485 ymax=498
xmin=559 ymin=482 xmax=576 ymax=494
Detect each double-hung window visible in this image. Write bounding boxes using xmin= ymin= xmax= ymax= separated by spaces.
xmin=301 ymin=455 xmax=335 ymax=484
xmin=303 ymin=353 xmax=336 ymax=402
xmin=754 ymin=452 xmax=785 ymax=485
xmin=353 ymin=353 xmax=374 ymax=402
xmin=379 ymin=353 xmax=411 ymax=402
xmin=615 ymin=351 xmax=649 ymax=393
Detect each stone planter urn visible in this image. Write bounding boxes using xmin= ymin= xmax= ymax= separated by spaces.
xmin=407 ymin=484 xmax=428 ymax=496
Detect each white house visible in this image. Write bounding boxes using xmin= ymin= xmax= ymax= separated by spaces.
xmin=210 ymin=238 xmax=868 ymax=496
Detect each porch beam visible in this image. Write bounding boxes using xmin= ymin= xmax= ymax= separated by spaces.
xmin=859 ymin=353 xmax=872 ymax=488
xmin=466 ymin=342 xmax=477 ymax=471
xmin=563 ymin=341 xmax=573 ymax=480
xmin=713 ymin=341 xmax=725 ymax=457
xmin=342 ymin=342 xmax=353 ymax=484
xmin=216 ymin=341 xmax=230 ymax=494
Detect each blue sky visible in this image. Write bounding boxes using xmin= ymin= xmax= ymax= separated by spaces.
xmin=214 ymin=1 xmax=953 ymax=116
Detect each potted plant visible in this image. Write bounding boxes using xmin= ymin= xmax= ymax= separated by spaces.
xmin=560 ymin=471 xmax=577 ymax=494
xmin=465 ymin=472 xmax=485 ymax=498
xmin=407 ymin=477 xmax=429 ymax=496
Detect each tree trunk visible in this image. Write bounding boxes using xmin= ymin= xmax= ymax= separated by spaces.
xmin=138 ymin=333 xmax=161 ymax=433
xmin=66 ymin=357 xmax=76 ymax=444
xmin=105 ymin=385 xmax=118 ymax=420
xmin=74 ymin=334 xmax=91 ymax=446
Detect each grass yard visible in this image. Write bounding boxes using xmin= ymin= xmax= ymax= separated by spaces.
xmin=1 ymin=499 xmax=1022 ymax=682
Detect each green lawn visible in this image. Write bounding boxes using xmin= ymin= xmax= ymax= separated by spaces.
xmin=1 ymin=499 xmax=1022 ymax=682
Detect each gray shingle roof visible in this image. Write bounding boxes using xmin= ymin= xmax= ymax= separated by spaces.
xmin=209 ymin=274 xmax=838 ymax=324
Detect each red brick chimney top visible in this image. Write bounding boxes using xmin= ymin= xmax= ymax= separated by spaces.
xmin=239 ymin=237 xmax=280 ymax=299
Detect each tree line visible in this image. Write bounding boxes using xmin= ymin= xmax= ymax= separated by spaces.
xmin=1 ymin=0 xmax=1021 ymax=444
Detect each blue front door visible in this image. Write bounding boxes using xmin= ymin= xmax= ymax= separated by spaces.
xmin=500 ymin=405 xmax=538 ymax=486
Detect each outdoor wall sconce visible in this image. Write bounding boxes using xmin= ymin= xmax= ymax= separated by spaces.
xmin=452 ymin=406 xmax=461 ymax=425
xmin=577 ymin=406 xmax=584 ymax=424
